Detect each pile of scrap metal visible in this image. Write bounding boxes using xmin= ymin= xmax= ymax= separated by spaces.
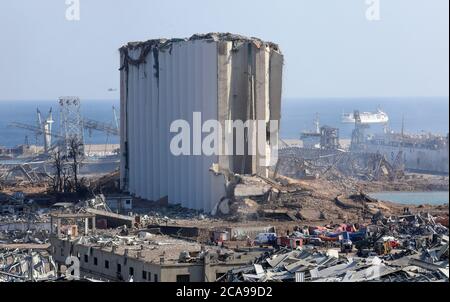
xmin=0 ymin=249 xmax=57 ymax=282
xmin=138 ymin=206 xmax=213 ymax=224
xmin=276 ymin=147 xmax=404 ymax=182
xmin=0 ymin=210 xmax=50 ymax=246
xmin=0 ymin=162 xmax=49 ymax=186
xmin=77 ymin=194 xmax=112 ymax=212
xmin=220 ymin=244 xmax=448 ymax=282
xmin=71 ymin=230 xmax=190 ymax=249
xmin=0 ymin=211 xmax=41 ymax=223
xmin=373 ymin=212 xmax=449 ymax=235
xmin=0 ymin=229 xmax=49 ymax=245
xmin=220 ymin=248 xmax=377 ymax=282
xmin=0 ymin=192 xmax=50 ymax=225
xmin=0 ymin=194 xmax=51 ymax=245
xmin=71 ymin=231 xmax=139 ymax=248
xmin=220 ymin=212 xmax=449 ymax=282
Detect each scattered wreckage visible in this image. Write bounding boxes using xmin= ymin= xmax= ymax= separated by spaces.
xmin=0 ymin=249 xmax=57 ymax=282
xmin=277 ymin=147 xmax=405 ymax=182
xmin=1 ymin=185 xmax=448 ymax=283
xmin=220 ymin=213 xmax=449 ymax=282
xmin=0 ymin=192 xmax=138 ymax=282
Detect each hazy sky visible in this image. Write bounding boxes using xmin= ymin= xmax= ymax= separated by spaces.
xmin=0 ymin=0 xmax=448 ymax=100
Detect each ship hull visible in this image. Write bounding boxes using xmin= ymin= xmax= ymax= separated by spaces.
xmin=360 ymin=144 xmax=449 ymax=175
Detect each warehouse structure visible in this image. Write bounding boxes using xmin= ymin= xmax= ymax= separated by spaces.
xmin=119 ymin=33 xmax=283 ymax=212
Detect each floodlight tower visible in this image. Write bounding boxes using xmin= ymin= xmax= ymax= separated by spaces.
xmin=59 ymin=97 xmax=84 ymax=153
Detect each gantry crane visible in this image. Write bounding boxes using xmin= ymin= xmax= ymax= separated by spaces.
xmin=10 ymin=101 xmax=120 ymax=155
xmin=10 ymin=108 xmax=57 ymax=152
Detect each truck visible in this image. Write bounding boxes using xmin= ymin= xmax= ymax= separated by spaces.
xmin=254 ymin=233 xmax=277 ymax=246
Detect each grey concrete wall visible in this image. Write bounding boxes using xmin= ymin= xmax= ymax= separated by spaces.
xmin=50 ymin=237 xmax=260 ymax=282
xmin=218 ymin=42 xmax=283 ymax=176
xmin=51 ymin=237 xmax=162 ymax=282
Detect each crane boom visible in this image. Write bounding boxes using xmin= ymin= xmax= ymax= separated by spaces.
xmin=9 ymin=122 xmax=63 ymax=139
xmin=83 ymin=118 xmax=119 ymax=136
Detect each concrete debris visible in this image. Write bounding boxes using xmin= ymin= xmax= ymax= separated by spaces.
xmin=81 ymin=194 xmax=112 ymax=212
xmin=84 ymin=208 xmax=135 ymax=228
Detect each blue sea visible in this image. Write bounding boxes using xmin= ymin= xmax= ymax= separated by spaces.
xmin=281 ymin=97 xmax=449 ymax=140
xmin=369 ymin=191 xmax=449 ymax=205
xmin=0 ymin=97 xmax=448 ymax=148
xmin=0 ymin=100 xmax=121 ymax=147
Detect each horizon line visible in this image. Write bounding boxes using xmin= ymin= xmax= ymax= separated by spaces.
xmin=0 ymin=95 xmax=448 ymax=102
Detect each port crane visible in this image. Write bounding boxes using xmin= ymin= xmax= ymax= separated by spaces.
xmin=350 ymin=110 xmax=370 ymax=150
xmin=84 ymin=117 xmax=119 ymax=137
xmin=83 ymin=106 xmax=120 ymax=155
xmin=83 ymin=106 xmax=119 ymax=137
xmin=10 ymin=103 xmax=120 ymax=154
xmin=10 ymin=108 xmax=58 ymax=152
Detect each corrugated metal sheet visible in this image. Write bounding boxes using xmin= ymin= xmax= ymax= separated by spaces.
xmin=295 ymin=272 xmax=305 ymax=283
xmin=120 ymin=34 xmax=283 ymax=213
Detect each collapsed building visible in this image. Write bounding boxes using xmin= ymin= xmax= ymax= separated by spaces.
xmin=222 ymin=213 xmax=449 ymax=283
xmin=0 ymin=249 xmax=57 ymax=282
xmin=119 ymin=33 xmax=283 ymax=213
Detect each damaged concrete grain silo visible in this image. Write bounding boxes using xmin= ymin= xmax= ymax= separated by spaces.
xmin=119 ymin=33 xmax=283 ymax=213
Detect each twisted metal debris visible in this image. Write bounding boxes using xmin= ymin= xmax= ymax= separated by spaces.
xmin=220 ymin=213 xmax=449 ymax=282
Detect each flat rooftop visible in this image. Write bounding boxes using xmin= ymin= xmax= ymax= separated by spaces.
xmin=67 ymin=232 xmax=206 ymax=264
xmin=60 ymin=229 xmax=263 ymax=266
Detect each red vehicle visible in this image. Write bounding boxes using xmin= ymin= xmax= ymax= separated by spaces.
xmin=278 ymin=237 xmax=303 ymax=249
xmin=318 ymin=235 xmax=340 ymax=242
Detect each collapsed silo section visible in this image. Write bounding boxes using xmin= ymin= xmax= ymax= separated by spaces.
xmin=214 ymin=36 xmax=283 ymax=178
xmin=119 ymin=33 xmax=283 ymax=213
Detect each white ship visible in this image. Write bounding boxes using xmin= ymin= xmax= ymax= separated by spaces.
xmin=342 ymin=109 xmax=389 ymax=124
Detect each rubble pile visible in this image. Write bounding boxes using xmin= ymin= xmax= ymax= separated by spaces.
xmin=0 ymin=212 xmax=47 ymax=224
xmin=0 ymin=250 xmax=57 ymax=282
xmin=221 ymin=212 xmax=449 ymax=282
xmin=374 ymin=212 xmax=448 ymax=236
xmin=219 ymin=174 xmax=312 ymax=221
xmin=70 ymin=229 xmax=158 ymax=248
xmin=60 ymin=230 xmax=210 ymax=266
xmin=223 ymin=247 xmax=448 ymax=282
xmin=68 ymin=227 xmax=199 ymax=250
xmin=0 ymin=211 xmax=50 ymax=246
xmin=0 ymin=229 xmax=49 ymax=245
xmin=136 ymin=206 xmax=216 ymax=227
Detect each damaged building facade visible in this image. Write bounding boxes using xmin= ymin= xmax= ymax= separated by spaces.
xmin=50 ymin=233 xmax=264 ymax=282
xmin=119 ymin=33 xmax=283 ymax=212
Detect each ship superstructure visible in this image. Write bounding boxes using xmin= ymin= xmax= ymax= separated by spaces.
xmin=342 ymin=108 xmax=389 ymax=124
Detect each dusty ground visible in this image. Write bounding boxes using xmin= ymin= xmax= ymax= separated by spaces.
xmin=270 ymin=173 xmax=448 ymax=221
xmin=1 ymin=172 xmax=448 ymax=233
xmin=125 ymin=172 xmax=448 ymax=236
